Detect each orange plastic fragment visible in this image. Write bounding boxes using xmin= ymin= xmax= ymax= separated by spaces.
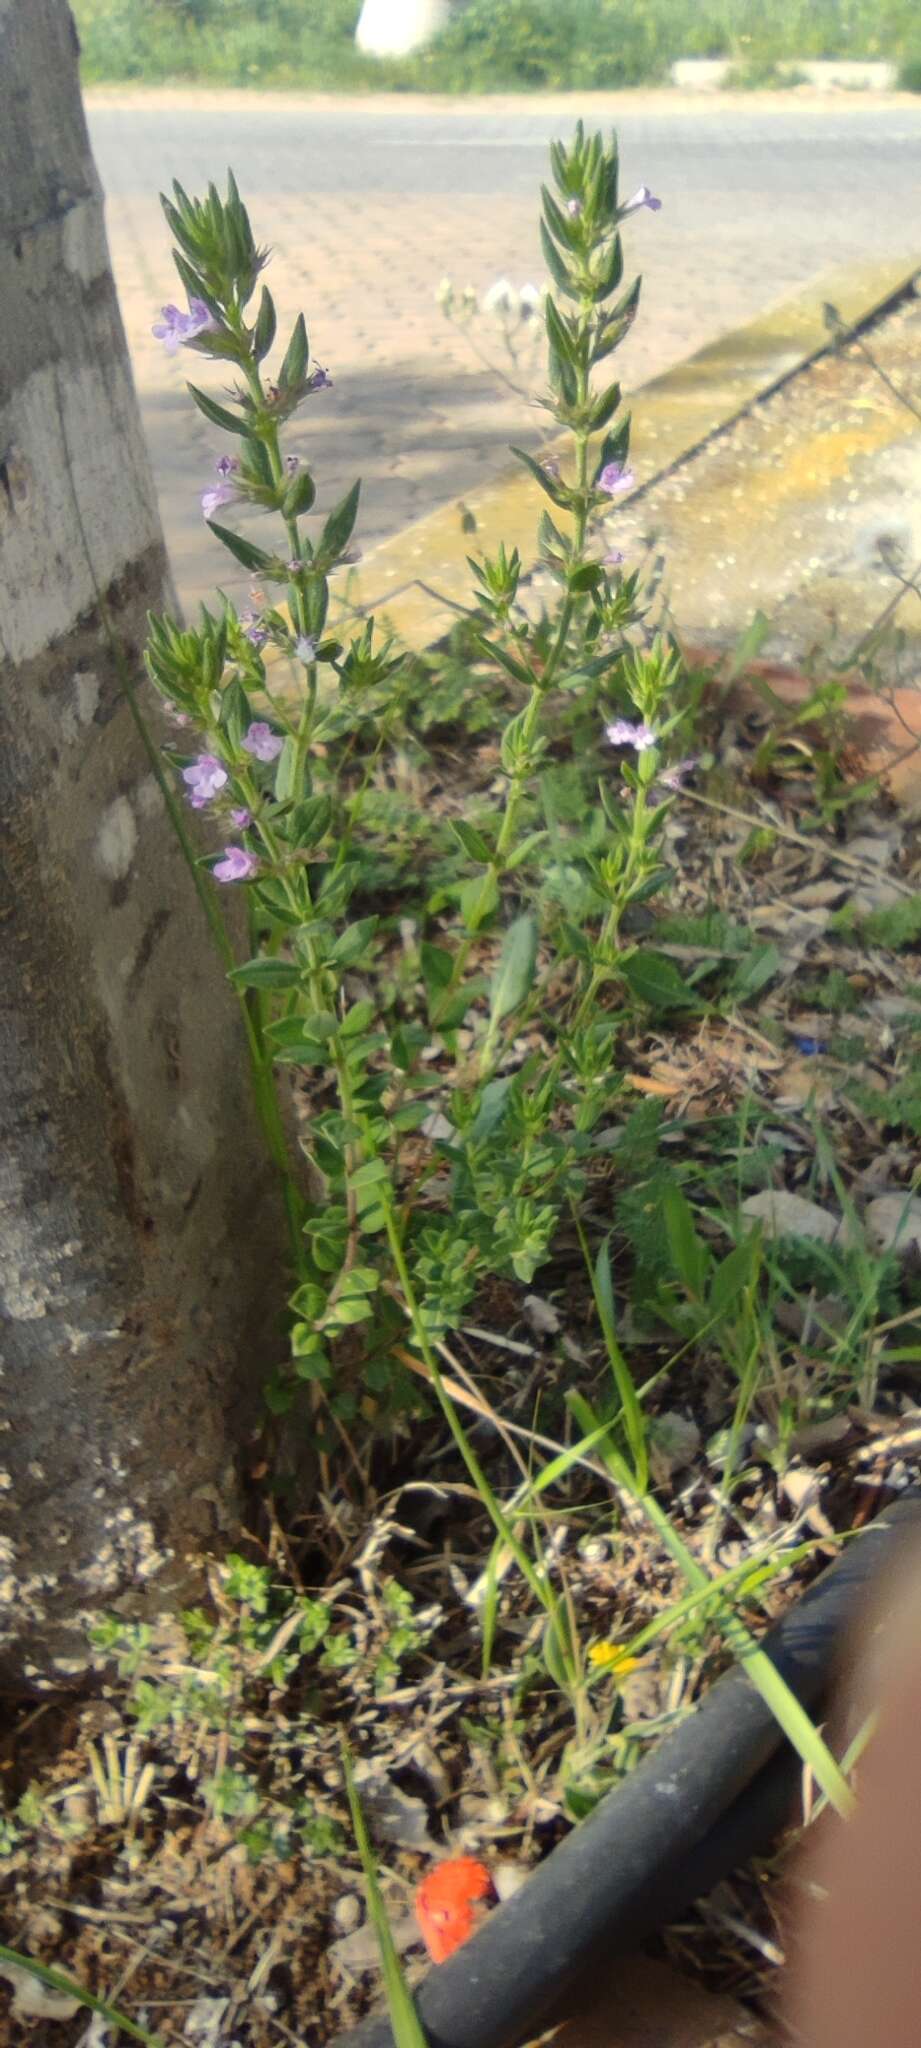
xmin=414 ymin=1856 xmax=494 ymax=1963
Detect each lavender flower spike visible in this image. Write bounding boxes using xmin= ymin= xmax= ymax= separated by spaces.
xmin=605 ymin=718 xmax=658 ymax=753
xmin=214 ymin=845 xmax=258 ymax=883
xmin=182 ymin=753 xmax=229 ymax=807
xmin=152 ymin=297 xmax=218 ymax=355
xmin=622 ymin=185 xmax=662 ymax=216
xmin=598 ymin=461 xmax=636 ymax=497
xmin=242 ymin=720 xmax=283 ymax=763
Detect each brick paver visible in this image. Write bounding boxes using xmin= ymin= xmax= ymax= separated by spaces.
xmin=85 ymin=90 xmax=921 ymax=616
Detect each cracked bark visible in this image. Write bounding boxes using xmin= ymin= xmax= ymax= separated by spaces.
xmin=0 ymin=0 xmax=287 ymax=1691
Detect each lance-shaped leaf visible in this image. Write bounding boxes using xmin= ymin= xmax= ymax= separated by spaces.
xmin=489 ymin=914 xmax=538 ymax=1027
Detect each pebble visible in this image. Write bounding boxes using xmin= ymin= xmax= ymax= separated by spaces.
xmin=332 ymin=1894 xmax=363 ymax=1935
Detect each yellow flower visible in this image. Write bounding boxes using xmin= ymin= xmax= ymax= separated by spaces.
xmin=587 ymin=1640 xmax=641 ymax=1678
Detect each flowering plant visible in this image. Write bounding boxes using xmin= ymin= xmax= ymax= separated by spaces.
xmin=140 ymin=132 xmax=860 ymax=1828
xmin=146 ymin=130 xmax=689 ymax=1627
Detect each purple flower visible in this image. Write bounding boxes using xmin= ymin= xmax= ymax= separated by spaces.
xmin=240 ymin=610 xmax=268 ymax=649
xmin=604 ymin=546 xmax=625 ymax=567
xmin=213 ymin=845 xmax=258 ymax=883
xmin=307 ymin=366 xmax=333 ymax=393
xmin=287 ymin=557 xmax=303 ymax=576
xmin=657 ymin=755 xmax=699 ymax=792
xmin=598 ymin=461 xmax=635 ymax=497
xmin=605 ymin=718 xmax=658 ymax=753
xmin=242 ymin=720 xmax=283 ymax=763
xmin=230 ymin=806 xmax=253 ymax=829
xmin=202 ymin=479 xmax=240 ymax=522
xmin=622 ymin=185 xmax=662 ymax=217
xmin=216 ymin=455 xmax=239 ymax=478
xmin=181 ymin=753 xmax=229 ymax=807
xmin=295 ymin=635 xmax=318 ymax=664
xmin=152 ymin=297 xmax=218 ymax=355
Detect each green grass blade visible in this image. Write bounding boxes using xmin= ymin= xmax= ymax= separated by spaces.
xmin=341 ymin=1746 xmax=428 ymax=2048
xmin=0 ymin=1946 xmax=164 ymax=2047
xmin=568 ymin=1391 xmax=856 ymax=1818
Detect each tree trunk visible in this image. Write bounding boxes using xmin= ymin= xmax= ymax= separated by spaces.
xmin=0 ymin=0 xmax=285 ymax=1691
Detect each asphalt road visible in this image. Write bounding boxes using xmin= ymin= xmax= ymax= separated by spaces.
xmin=85 ymin=92 xmax=921 ymax=610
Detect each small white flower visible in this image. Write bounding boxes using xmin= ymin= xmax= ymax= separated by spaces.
xmin=483 ymin=276 xmax=518 ymax=317
xmin=518 ymin=281 xmax=545 ymax=316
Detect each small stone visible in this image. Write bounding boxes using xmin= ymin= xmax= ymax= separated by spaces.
xmin=332 ymin=1894 xmax=362 ymax=1935
xmin=741 ymin=1190 xmax=851 ymax=1244
xmin=865 ymin=1192 xmax=921 ymax=1256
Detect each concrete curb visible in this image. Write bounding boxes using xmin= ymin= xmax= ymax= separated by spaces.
xmin=336 ymin=253 xmax=921 ymax=652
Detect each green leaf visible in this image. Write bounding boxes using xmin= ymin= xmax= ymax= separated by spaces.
xmin=252 ymin=286 xmax=276 ymax=362
xmin=279 ymin=312 xmax=309 ymax=390
xmin=541 ymin=183 xmax=582 ymax=252
xmin=489 ymin=914 xmax=538 ymax=1026
xmin=662 ymin=1184 xmax=709 ymax=1301
xmin=506 ymin=828 xmax=548 ymax=873
xmin=319 ymin=480 xmax=361 ymax=562
xmin=287 ymin=794 xmax=333 ymax=847
xmin=341 ymin=1000 xmax=376 ymax=1037
xmin=450 ymin=818 xmax=493 ymax=864
xmin=459 ymin=868 xmax=500 ymax=934
xmin=289 ymin=1282 xmax=328 ymax=1319
xmin=589 ymin=379 xmax=622 ymax=432
xmin=709 ymin=1237 xmax=760 ymax=1318
xmin=568 ymin=562 xmax=603 ymax=594
xmin=542 ymin=1608 xmax=577 ymax=1694
xmin=420 ymin=943 xmax=453 ymax=995
xmin=729 ymin=943 xmax=780 ymax=1000
xmin=218 ymin=675 xmax=252 ymax=746
xmin=511 ymin=445 xmax=570 ymax=509
xmin=206 ymin=521 xmax=272 ymax=572
xmin=283 ymin=469 xmax=317 ymax=517
xmin=229 ymin=957 xmax=301 ymax=990
xmin=473 ymin=632 xmax=532 ymax=687
xmin=268 ymin=1010 xmax=337 ymax=1045
xmin=620 ymin=949 xmax=702 ymax=1012
xmin=274 ymin=736 xmax=300 ymax=805
xmin=539 ymin=219 xmax=577 ymax=297
xmin=331 ymin=917 xmax=379 ymax=966
xmin=545 ymin=294 xmax=580 ymax=371
xmin=187 ymin=383 xmax=250 ymax=437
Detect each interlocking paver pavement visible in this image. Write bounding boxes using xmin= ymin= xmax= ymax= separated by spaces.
xmin=84 ymin=89 xmax=921 ymax=615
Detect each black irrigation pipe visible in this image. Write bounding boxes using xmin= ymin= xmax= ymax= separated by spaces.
xmin=333 ymin=1489 xmax=921 ymax=2048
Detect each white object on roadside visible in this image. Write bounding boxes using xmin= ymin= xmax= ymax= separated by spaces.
xmin=356 ymin=0 xmax=451 ymax=58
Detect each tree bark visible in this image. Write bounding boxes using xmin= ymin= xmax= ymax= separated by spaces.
xmin=0 ymin=0 xmax=285 ymax=1691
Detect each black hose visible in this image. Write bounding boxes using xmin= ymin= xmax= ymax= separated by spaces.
xmin=332 ymin=1490 xmax=921 ymax=2048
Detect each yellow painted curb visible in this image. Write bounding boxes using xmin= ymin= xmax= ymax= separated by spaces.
xmin=333 ymin=254 xmax=920 ymax=654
